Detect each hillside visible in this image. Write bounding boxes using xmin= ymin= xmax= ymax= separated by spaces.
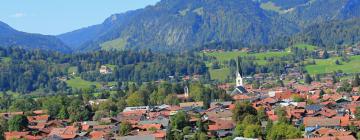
xmin=0 ymin=21 xmax=71 ymax=53
xmin=58 ymin=0 xmax=360 ymax=52
xmin=259 ymin=0 xmax=360 ymax=27
xmin=59 ymin=0 xmax=299 ymax=51
xmin=292 ymin=18 xmax=360 ymax=47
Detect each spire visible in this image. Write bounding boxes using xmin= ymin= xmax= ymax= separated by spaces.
xmin=236 ymin=57 xmax=243 ymax=87
xmin=237 ymin=57 xmax=243 ymax=77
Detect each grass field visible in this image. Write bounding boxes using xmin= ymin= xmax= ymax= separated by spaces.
xmin=306 ymin=55 xmax=360 ymax=75
xmin=66 ymin=77 xmax=102 ymax=89
xmin=205 ymin=51 xmax=290 ymax=63
xmin=287 ymin=44 xmax=317 ymax=52
xmin=209 ymin=67 xmax=230 ymax=81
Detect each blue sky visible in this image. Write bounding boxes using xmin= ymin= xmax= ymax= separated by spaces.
xmin=0 ymin=0 xmax=160 ymax=35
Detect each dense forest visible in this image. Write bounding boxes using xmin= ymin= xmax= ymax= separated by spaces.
xmin=0 ymin=47 xmax=209 ymax=94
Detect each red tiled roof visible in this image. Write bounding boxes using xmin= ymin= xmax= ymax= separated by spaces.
xmin=136 ymin=130 xmax=167 ymax=138
xmin=136 ymin=124 xmax=162 ymax=130
xmin=232 ymin=94 xmax=251 ymax=100
xmin=48 ymin=126 xmax=78 ymax=139
xmin=334 ymin=115 xmax=350 ymax=127
xmin=319 ymin=108 xmax=337 ymax=118
xmin=290 ymin=135 xmax=356 ymax=140
xmin=82 ymin=124 xmax=90 ymax=131
xmin=303 ymin=117 xmax=340 ymax=127
xmin=275 ymin=90 xmax=293 ymax=100
xmin=90 ymin=131 xmax=106 ymax=139
xmin=33 ymin=110 xmax=46 ymax=115
xmin=352 ymin=96 xmax=360 ymax=101
xmin=5 ymin=131 xmax=29 ymax=140
xmin=27 ymin=115 xmax=49 ymax=123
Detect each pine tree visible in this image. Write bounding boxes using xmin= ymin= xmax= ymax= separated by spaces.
xmin=323 ymin=50 xmax=329 ymax=59
xmin=304 ymin=74 xmax=313 ymax=84
xmin=335 ymin=59 xmax=340 ymax=65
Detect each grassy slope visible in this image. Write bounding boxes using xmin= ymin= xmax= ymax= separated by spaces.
xmin=260 ymin=2 xmax=282 ymax=13
xmin=209 ymin=67 xmax=230 ymax=81
xmin=306 ymin=55 xmax=360 ymax=75
xmin=286 ymin=44 xmax=317 ymax=52
xmin=100 ymin=38 xmax=127 ymax=50
xmin=205 ymin=51 xmax=290 ymax=81
xmin=206 ymin=51 xmax=290 ymax=63
xmin=0 ymin=57 xmax=11 ymax=63
xmin=66 ymin=77 xmax=101 ymax=89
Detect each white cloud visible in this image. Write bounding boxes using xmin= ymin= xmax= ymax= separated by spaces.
xmin=10 ymin=12 xmax=26 ymax=18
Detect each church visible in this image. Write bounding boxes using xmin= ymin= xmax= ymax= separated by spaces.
xmin=229 ymin=58 xmax=248 ymax=96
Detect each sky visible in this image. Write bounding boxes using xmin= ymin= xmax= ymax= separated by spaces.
xmin=0 ymin=0 xmax=160 ymax=35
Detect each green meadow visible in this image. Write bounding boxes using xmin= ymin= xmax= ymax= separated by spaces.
xmin=205 ymin=51 xmax=290 ymax=63
xmin=100 ymin=38 xmax=127 ymax=51
xmin=306 ymin=55 xmax=360 ymax=75
xmin=205 ymin=50 xmax=290 ymax=81
xmin=286 ymin=44 xmax=317 ymax=52
xmin=66 ymin=77 xmax=102 ymax=89
xmin=209 ymin=67 xmax=230 ymax=81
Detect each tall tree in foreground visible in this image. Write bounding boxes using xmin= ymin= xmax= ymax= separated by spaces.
xmin=119 ymin=122 xmax=132 ymax=136
xmin=0 ymin=117 xmax=8 ymax=140
xmin=8 ymin=115 xmax=28 ymax=131
xmin=232 ymin=102 xmax=257 ymax=122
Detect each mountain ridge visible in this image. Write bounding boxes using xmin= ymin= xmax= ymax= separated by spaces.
xmin=58 ymin=0 xmax=301 ymax=51
xmin=0 ymin=21 xmax=72 ymax=53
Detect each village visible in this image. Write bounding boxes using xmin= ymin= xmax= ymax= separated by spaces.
xmin=2 ymin=59 xmax=360 ymax=140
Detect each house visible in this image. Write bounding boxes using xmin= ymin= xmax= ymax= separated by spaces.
xmin=290 ymin=135 xmax=356 ymax=140
xmin=207 ymin=119 xmax=235 ymax=138
xmin=312 ymin=127 xmax=352 ymax=138
xmin=203 ymin=106 xmax=233 ymax=121
xmin=118 ymin=135 xmax=156 ymax=140
xmin=89 ymin=99 xmax=108 ymax=106
xmin=99 ymin=65 xmax=112 ymax=74
xmin=48 ymin=126 xmax=79 ymax=139
xmin=303 ymin=117 xmax=340 ymax=132
xmin=89 ymin=131 xmax=108 ymax=140
xmin=5 ymin=131 xmax=45 ymax=140
xmin=210 ymin=101 xmax=232 ymax=108
xmin=179 ymin=101 xmax=204 ymax=108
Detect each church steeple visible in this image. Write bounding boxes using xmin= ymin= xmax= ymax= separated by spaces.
xmin=236 ymin=57 xmax=243 ymax=87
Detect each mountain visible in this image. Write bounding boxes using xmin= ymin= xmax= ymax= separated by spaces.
xmin=0 ymin=21 xmax=71 ymax=53
xmin=292 ymin=18 xmax=360 ymax=47
xmin=258 ymin=0 xmax=360 ymax=27
xmin=59 ymin=0 xmax=299 ymax=51
xmin=58 ymin=0 xmax=360 ymax=52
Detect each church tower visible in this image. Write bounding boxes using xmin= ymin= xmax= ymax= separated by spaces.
xmin=236 ymin=57 xmax=243 ymax=87
xmin=184 ymin=86 xmax=189 ymax=98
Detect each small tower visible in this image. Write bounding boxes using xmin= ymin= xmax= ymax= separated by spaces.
xmin=184 ymin=86 xmax=189 ymax=98
xmin=236 ymin=57 xmax=243 ymax=87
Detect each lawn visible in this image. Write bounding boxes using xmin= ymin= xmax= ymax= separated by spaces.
xmin=287 ymin=44 xmax=317 ymax=52
xmin=306 ymin=55 xmax=360 ymax=75
xmin=209 ymin=67 xmax=230 ymax=81
xmin=66 ymin=77 xmax=102 ymax=89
